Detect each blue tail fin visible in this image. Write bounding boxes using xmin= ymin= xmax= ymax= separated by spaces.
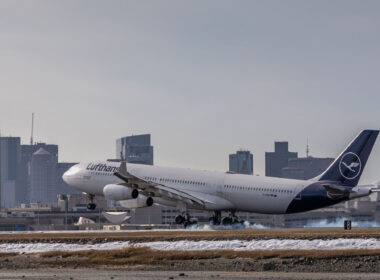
xmin=318 ymin=130 xmax=379 ymax=187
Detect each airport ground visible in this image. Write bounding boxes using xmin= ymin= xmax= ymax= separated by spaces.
xmin=1 ymin=228 xmax=380 ymax=278
xmin=2 ymin=228 xmax=380 ymax=243
xmin=1 ymin=270 xmax=380 ymax=280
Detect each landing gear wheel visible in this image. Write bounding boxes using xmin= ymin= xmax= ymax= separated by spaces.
xmin=209 ymin=211 xmax=222 ymax=225
xmin=175 ymin=215 xmax=186 ymax=225
xmin=86 ymin=194 xmax=96 ymax=210
xmin=87 ymin=203 xmax=96 ymax=210
xmin=175 ymin=213 xmax=197 ymax=228
xmin=222 ymin=217 xmax=233 ymax=225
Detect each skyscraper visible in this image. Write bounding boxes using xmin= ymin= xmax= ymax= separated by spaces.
xmin=116 ymin=134 xmax=153 ymax=165
xmin=29 ymin=148 xmax=57 ymax=203
xmin=229 ymin=150 xmax=254 ymax=175
xmin=20 ymin=143 xmax=58 ymax=203
xmin=0 ymin=137 xmax=21 ymax=208
xmin=265 ymin=142 xmax=298 ymax=178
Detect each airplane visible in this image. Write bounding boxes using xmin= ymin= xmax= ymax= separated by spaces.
xmin=63 ymin=130 xmax=380 ymax=227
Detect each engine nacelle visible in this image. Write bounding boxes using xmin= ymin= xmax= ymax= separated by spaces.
xmin=119 ymin=195 xmax=154 ymax=209
xmin=103 ymin=184 xmax=138 ymax=201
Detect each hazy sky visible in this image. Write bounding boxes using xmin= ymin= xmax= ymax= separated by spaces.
xmin=1 ymin=1 xmax=380 ymax=184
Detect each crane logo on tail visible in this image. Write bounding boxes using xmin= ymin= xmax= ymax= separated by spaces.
xmin=339 ymin=152 xmax=361 ymax=180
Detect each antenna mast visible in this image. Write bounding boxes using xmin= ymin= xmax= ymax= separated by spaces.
xmin=30 ymin=113 xmax=34 ymax=145
xmin=306 ymin=137 xmax=310 ymax=158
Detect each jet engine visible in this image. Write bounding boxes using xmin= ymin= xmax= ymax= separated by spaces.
xmin=103 ymin=184 xmax=138 ymax=201
xmin=119 ymin=194 xmax=154 ymax=208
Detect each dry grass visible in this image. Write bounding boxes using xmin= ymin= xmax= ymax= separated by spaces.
xmin=2 ymin=228 xmax=380 ymax=243
xmin=36 ymin=247 xmax=380 ymax=266
xmin=0 ymin=252 xmax=17 ymax=257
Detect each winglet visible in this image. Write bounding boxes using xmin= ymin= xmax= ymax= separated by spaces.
xmin=119 ymin=161 xmax=128 ymax=175
xmin=113 ymin=161 xmax=130 ymax=183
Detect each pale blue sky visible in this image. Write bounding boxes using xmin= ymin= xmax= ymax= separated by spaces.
xmin=1 ymin=1 xmax=380 ymax=183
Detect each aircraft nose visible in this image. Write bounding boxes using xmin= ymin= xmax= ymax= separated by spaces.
xmin=62 ymin=164 xmax=80 ymax=185
xmin=62 ymin=171 xmax=70 ymax=184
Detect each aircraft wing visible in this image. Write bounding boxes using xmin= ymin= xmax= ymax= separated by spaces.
xmin=321 ymin=183 xmax=350 ymax=199
xmin=113 ymin=162 xmax=208 ymax=206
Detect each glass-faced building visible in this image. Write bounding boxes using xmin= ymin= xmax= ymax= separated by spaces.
xmin=116 ymin=134 xmax=153 ymax=165
xmin=229 ymin=150 xmax=254 ymax=175
xmin=0 ymin=137 xmax=21 ymax=208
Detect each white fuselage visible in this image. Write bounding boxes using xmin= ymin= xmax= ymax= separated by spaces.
xmin=62 ymin=130 xmax=380 ymax=215
xmin=63 ymin=161 xmax=311 ymax=214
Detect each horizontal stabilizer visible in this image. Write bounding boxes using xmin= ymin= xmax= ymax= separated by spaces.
xmin=322 ymin=183 xmax=350 ymax=199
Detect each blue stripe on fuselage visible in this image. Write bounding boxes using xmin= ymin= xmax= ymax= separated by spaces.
xmin=286 ymin=183 xmax=347 ymax=214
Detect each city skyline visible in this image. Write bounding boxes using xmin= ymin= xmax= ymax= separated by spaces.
xmin=1 ymin=1 xmax=380 ymax=184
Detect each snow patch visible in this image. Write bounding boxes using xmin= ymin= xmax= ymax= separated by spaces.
xmin=1 ymin=239 xmax=380 ymax=254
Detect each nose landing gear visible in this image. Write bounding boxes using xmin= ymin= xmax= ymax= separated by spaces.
xmin=86 ymin=194 xmax=97 ymax=210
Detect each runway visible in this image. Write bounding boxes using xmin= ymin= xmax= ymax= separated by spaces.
xmin=1 ymin=228 xmax=380 ymax=243
xmin=1 ymin=270 xmax=380 ymax=280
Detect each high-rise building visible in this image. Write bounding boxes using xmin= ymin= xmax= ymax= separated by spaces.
xmin=29 ymin=148 xmax=57 ymax=203
xmin=20 ymin=143 xmax=58 ymax=203
xmin=116 ymin=134 xmax=153 ymax=165
xmin=265 ymin=142 xmax=297 ymax=178
xmin=229 ymin=150 xmax=254 ymax=175
xmin=0 ymin=137 xmax=21 ymax=208
xmin=56 ymin=162 xmax=81 ymax=195
xmin=281 ymin=157 xmax=334 ymax=180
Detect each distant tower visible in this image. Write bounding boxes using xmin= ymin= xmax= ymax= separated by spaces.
xmin=265 ymin=142 xmax=298 ymax=178
xmin=306 ymin=137 xmax=310 ymax=158
xmin=30 ymin=113 xmax=34 ymax=145
xmin=229 ymin=150 xmax=254 ymax=175
xmin=0 ymin=137 xmax=22 ymax=208
xmin=29 ymin=148 xmax=57 ymax=203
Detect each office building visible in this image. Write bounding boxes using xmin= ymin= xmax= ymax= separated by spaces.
xmin=265 ymin=142 xmax=297 ymax=178
xmin=20 ymin=143 xmax=58 ymax=203
xmin=0 ymin=137 xmax=21 ymax=208
xmin=281 ymin=157 xmax=334 ymax=180
xmin=116 ymin=134 xmax=153 ymax=165
xmin=29 ymin=148 xmax=57 ymax=203
xmin=229 ymin=150 xmax=253 ymax=175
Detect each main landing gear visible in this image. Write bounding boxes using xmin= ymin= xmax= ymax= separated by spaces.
xmin=86 ymin=194 xmax=97 ymax=210
xmin=175 ymin=213 xmax=197 ymax=228
xmin=209 ymin=211 xmax=222 ymax=225
xmin=221 ymin=212 xmax=244 ymax=226
xmin=209 ymin=211 xmax=245 ymax=226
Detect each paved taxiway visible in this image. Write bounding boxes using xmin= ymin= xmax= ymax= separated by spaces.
xmin=1 ymin=228 xmax=380 ymax=243
xmin=1 ymin=270 xmax=380 ymax=280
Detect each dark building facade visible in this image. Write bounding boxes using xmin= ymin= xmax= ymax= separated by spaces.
xmin=29 ymin=148 xmax=57 ymax=203
xmin=229 ymin=150 xmax=254 ymax=175
xmin=116 ymin=134 xmax=153 ymax=165
xmin=281 ymin=157 xmax=334 ymax=180
xmin=20 ymin=143 xmax=58 ymax=203
xmin=265 ymin=142 xmax=298 ymax=178
xmin=0 ymin=137 xmax=22 ymax=208
xmin=56 ymin=162 xmax=81 ymax=195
